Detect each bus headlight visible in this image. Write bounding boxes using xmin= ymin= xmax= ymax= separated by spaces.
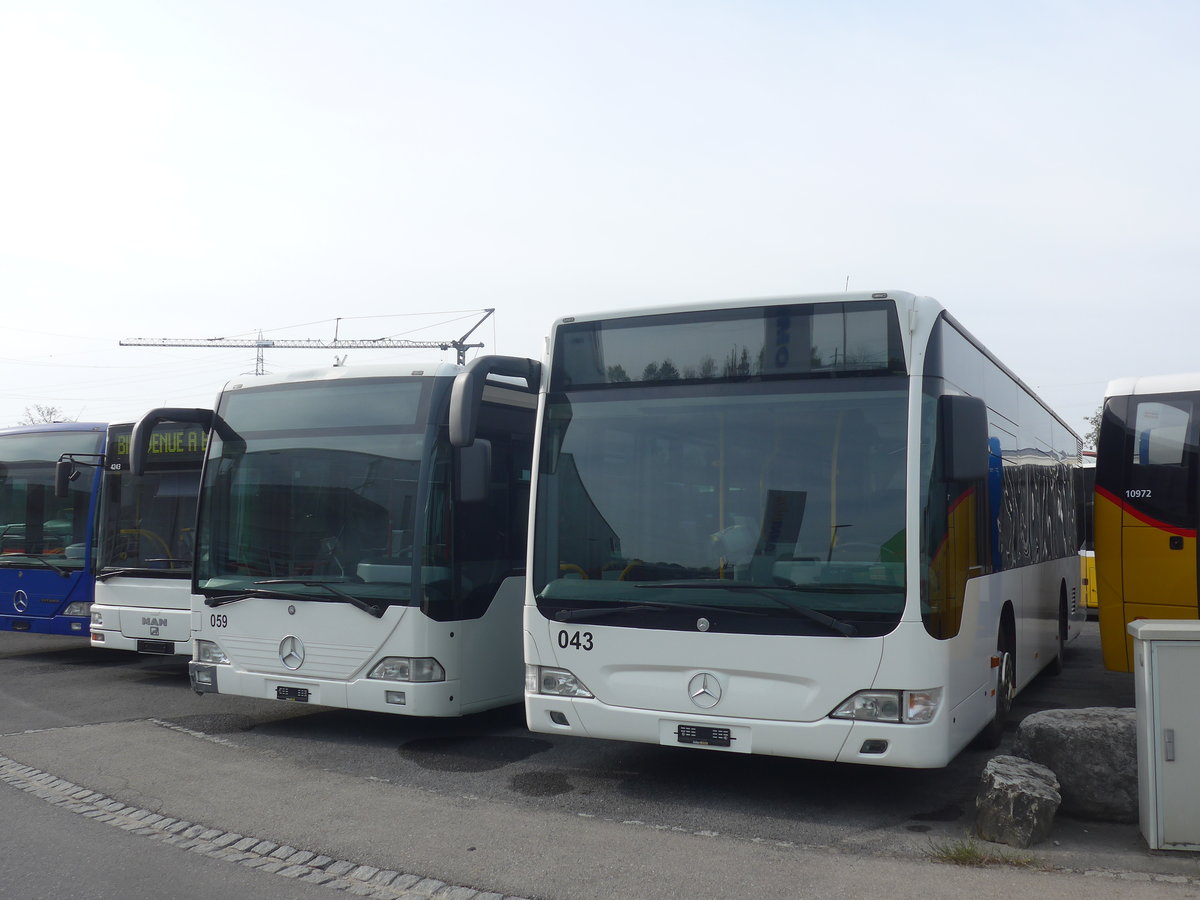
xmin=63 ymin=602 xmax=92 ymax=617
xmin=367 ymin=657 xmax=446 ymax=683
xmin=90 ymin=608 xmax=104 ymax=626
xmin=195 ymin=640 xmax=230 ymax=665
xmin=527 ymin=665 xmax=593 ymax=698
xmin=830 ymin=688 xmax=942 ymax=724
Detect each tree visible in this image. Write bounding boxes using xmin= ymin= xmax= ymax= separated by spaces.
xmin=656 ymin=359 xmax=680 ymax=380
xmin=1083 ymin=406 xmax=1103 ymax=450
xmin=19 ymin=404 xmax=72 ymax=425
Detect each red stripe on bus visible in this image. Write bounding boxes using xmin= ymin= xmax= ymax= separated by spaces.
xmin=947 ymin=486 xmax=974 ymax=517
xmin=1095 ymin=484 xmax=1198 ymax=538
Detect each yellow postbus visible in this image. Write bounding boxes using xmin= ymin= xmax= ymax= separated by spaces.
xmin=1078 ymin=455 xmax=1097 ymax=615
xmin=1095 ymin=374 xmax=1199 ymax=671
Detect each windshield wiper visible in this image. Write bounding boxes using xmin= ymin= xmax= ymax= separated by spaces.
xmin=781 ymin=582 xmax=900 ymax=594
xmin=96 ymin=567 xmax=139 ymax=581
xmin=551 ymin=602 xmax=671 ymax=622
xmin=206 ymin=588 xmax=294 ymax=609
xmin=548 ymin=590 xmax=772 ymax=623
xmin=640 ymin=580 xmax=858 ymax=637
xmin=0 ymin=554 xmax=71 ymax=577
xmin=96 ymin=565 xmax=190 ymax=581
xmin=253 ymin=579 xmax=385 ymax=619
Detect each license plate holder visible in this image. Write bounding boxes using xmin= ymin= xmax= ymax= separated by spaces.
xmin=276 ymin=686 xmax=310 ymax=702
xmin=676 ymin=724 xmax=732 ymax=747
xmin=137 ymin=639 xmax=174 ymax=655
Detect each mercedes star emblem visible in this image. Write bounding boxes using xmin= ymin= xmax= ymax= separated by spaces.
xmin=279 ymin=635 xmax=305 ymax=670
xmin=687 ymin=672 xmax=722 ymax=709
xmin=13 ymin=590 xmax=28 ymax=613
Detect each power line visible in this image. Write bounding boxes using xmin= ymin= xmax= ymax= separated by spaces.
xmin=121 ymin=309 xmax=495 ymax=368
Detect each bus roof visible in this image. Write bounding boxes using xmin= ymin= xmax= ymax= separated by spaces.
xmin=217 ymin=361 xmax=465 ymax=393
xmin=1105 ymin=372 xmax=1200 ymax=399
xmin=0 ymin=422 xmax=107 ymax=437
xmin=550 ymin=289 xmax=926 ymax=327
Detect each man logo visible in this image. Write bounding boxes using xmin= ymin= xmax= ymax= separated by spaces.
xmin=279 ymin=635 xmax=305 ymax=670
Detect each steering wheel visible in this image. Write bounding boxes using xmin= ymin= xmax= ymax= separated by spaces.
xmin=617 ymin=560 xmax=646 ymax=581
xmin=119 ymin=528 xmax=172 ymax=560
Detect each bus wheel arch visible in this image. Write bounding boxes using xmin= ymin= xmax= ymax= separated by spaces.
xmin=972 ymin=603 xmax=1016 ymax=749
xmin=1046 ymin=581 xmax=1068 ymax=676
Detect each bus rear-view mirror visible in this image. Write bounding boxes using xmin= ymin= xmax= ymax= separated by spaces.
xmin=941 ymin=394 xmax=989 ymax=482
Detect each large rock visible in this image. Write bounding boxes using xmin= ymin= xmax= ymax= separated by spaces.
xmin=975 ymin=755 xmax=1061 ymax=848
xmin=1012 ymin=707 xmax=1137 ymax=823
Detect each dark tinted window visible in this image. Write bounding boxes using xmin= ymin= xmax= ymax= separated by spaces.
xmin=554 ymin=301 xmax=905 ymax=389
xmin=1099 ymin=394 xmax=1198 ymax=527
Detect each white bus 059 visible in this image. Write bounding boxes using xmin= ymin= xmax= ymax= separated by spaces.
xmin=132 ymin=361 xmax=536 ymax=716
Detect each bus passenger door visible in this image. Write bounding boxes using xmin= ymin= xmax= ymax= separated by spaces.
xmin=924 ymin=396 xmax=989 ymax=641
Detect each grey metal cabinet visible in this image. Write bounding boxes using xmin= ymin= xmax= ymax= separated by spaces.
xmin=1130 ymin=619 xmax=1200 ymax=851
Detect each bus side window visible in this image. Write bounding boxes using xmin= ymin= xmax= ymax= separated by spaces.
xmin=1128 ymin=399 xmax=1196 ymax=525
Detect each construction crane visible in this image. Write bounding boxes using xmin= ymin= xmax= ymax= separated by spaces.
xmin=121 ymin=309 xmax=494 ymax=372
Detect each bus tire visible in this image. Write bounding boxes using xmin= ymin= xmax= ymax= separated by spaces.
xmin=973 ymin=623 xmax=1015 ymax=750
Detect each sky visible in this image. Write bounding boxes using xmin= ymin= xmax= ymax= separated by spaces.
xmin=2 ymin=0 xmax=1197 ymax=441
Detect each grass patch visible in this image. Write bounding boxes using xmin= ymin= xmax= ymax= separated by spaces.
xmin=925 ymin=836 xmax=1040 ymax=868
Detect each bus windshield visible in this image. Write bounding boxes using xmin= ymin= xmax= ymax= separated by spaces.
xmin=97 ymin=423 xmax=204 ymax=574
xmin=195 ymin=378 xmax=450 ymax=607
xmin=0 ymin=431 xmax=103 ymax=570
xmin=533 ymin=379 xmax=909 ymax=636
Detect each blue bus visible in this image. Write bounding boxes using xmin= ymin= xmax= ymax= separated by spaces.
xmin=0 ymin=422 xmax=107 ymax=636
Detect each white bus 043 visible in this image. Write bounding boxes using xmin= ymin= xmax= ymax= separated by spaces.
xmin=453 ymin=291 xmax=1082 ymax=767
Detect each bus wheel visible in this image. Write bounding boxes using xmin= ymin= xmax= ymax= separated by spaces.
xmin=973 ymin=628 xmax=1015 ymax=750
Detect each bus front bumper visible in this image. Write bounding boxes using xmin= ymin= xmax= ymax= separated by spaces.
xmin=188 ymin=662 xmax=467 ymax=716
xmin=525 ymin=694 xmax=957 ymax=768
xmin=1 ymin=615 xmax=89 ymax=637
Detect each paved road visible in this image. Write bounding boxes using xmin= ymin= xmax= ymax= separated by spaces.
xmin=2 ymin=623 xmax=1197 ymax=899
xmin=0 ymin=776 xmax=342 ymax=900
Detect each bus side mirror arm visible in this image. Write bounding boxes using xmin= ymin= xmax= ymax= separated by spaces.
xmin=450 ymin=355 xmax=541 ymax=448
xmin=131 ymin=408 xmax=215 ymax=476
xmin=54 ymin=453 xmax=104 ymax=498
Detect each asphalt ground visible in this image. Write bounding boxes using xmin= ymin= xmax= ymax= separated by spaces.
xmin=3 ymin=620 xmax=1200 ymax=899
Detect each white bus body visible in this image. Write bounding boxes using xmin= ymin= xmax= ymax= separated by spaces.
xmin=459 ymin=291 xmax=1082 ymax=768
xmin=90 ymin=420 xmax=203 ymax=655
xmin=132 ymin=361 xmax=537 ymax=717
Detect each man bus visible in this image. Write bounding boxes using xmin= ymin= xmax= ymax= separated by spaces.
xmin=83 ymin=419 xmax=205 ymax=655
xmin=454 ymin=290 xmax=1082 ymax=767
